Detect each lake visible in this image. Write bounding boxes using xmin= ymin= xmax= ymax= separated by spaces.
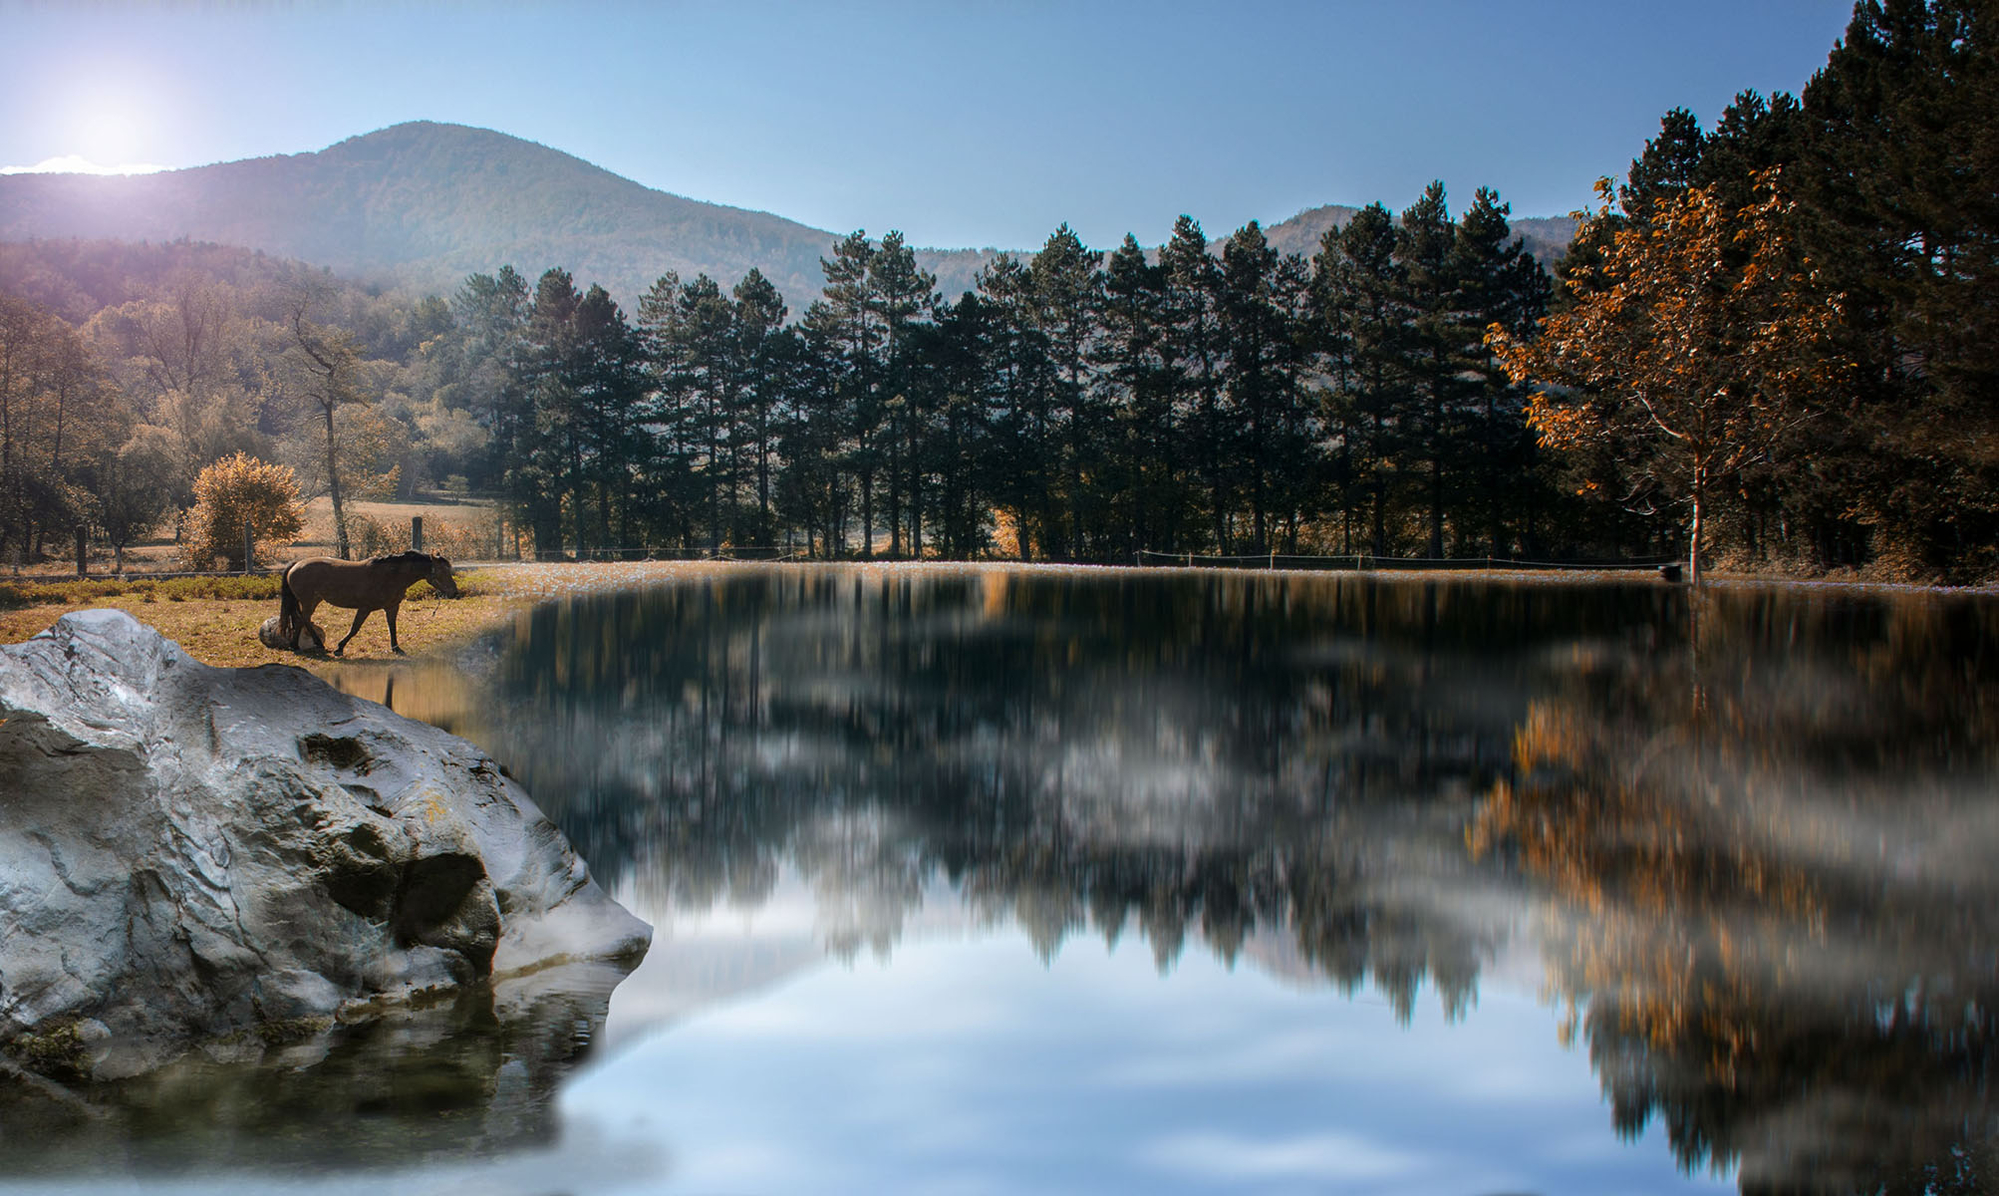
xmin=12 ymin=566 xmax=1999 ymax=1195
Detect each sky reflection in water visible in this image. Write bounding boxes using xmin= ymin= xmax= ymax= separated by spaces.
xmin=566 ymin=875 xmax=1725 ymax=1196
xmin=60 ymin=565 xmax=1993 ymax=1196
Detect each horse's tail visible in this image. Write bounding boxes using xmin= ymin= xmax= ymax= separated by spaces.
xmin=278 ymin=564 xmax=301 ymax=648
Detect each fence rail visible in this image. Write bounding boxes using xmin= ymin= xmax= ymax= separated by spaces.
xmin=1133 ymin=549 xmax=1681 ymax=574
xmin=9 ymin=513 xmax=1682 ymax=584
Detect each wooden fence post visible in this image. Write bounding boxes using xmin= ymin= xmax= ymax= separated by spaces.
xmin=243 ymin=520 xmax=255 ymax=575
xmin=411 ymin=516 xmax=424 ymax=553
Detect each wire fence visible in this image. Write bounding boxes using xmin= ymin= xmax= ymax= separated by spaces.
xmin=7 ymin=524 xmax=1682 ymax=584
xmin=1133 ymin=549 xmax=1682 ymax=574
xmin=541 ymin=546 xmax=806 ymax=563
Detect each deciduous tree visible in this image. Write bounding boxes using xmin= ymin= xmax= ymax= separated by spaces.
xmin=1491 ymin=176 xmax=1847 ymax=582
xmin=284 ymin=291 xmax=372 ymax=559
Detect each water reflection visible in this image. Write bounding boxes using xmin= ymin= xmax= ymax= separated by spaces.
xmin=0 ymin=960 xmax=627 ymax=1179
xmin=1473 ymin=588 xmax=1999 ymax=1195
xmin=335 ymin=567 xmax=1999 ymax=1195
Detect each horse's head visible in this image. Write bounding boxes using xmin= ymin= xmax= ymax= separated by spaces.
xmin=425 ymin=554 xmax=460 ymax=598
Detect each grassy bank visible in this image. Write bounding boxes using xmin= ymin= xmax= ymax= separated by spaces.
xmin=0 ymin=561 xmax=744 ymax=673
xmin=5 ymin=559 xmax=1977 ymax=676
xmin=0 ymin=570 xmax=519 ymax=673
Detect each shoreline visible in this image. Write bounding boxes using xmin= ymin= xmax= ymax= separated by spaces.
xmin=2 ymin=559 xmax=1992 ymax=674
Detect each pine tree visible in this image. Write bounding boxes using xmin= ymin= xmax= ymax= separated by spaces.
xmin=1395 ymin=182 xmax=1460 ymax=557
xmin=1320 ymin=203 xmax=1408 ymax=555
xmin=1622 ymin=108 xmax=1707 ymax=213
xmin=516 ymin=268 xmax=582 ymax=556
xmin=1560 ymin=110 xmax=1708 ymax=311
xmin=1028 ymin=224 xmax=1103 ymax=560
xmin=673 ymin=274 xmax=737 ymax=551
xmin=1095 ymin=233 xmax=1179 ymax=556
xmin=451 ymin=266 xmax=530 ymax=500
xmin=975 ymin=253 xmax=1052 ymax=559
xmin=1796 ymin=0 xmax=1999 ymax=578
xmin=920 ymin=295 xmax=999 ymax=558
xmin=1451 ymin=187 xmax=1551 ymax=556
xmin=570 ymin=283 xmax=639 ymax=554
xmin=732 ymin=269 xmax=793 ymax=548
xmin=1218 ymin=221 xmax=1294 ymax=553
xmin=814 ymin=232 xmax=884 ymax=557
xmin=1159 ymin=215 xmax=1229 ymax=552
xmin=778 ymin=307 xmax=852 ymax=556
xmin=635 ymin=270 xmax=704 ymax=551
xmin=869 ymin=231 xmax=936 ymax=557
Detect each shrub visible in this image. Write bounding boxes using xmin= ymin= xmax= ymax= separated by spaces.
xmin=0 ymin=573 xmax=286 ymax=610
xmin=154 ymin=575 xmax=279 ymax=601
xmin=346 ymin=510 xmax=498 ymax=562
xmin=344 ymin=511 xmax=404 ymax=559
xmin=183 ymin=453 xmax=305 ymax=571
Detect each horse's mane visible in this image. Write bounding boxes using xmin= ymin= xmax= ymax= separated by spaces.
xmin=370 ymin=550 xmax=443 ymax=566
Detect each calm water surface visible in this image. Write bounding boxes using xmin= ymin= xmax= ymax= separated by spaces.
xmin=17 ymin=567 xmax=1999 ymax=1195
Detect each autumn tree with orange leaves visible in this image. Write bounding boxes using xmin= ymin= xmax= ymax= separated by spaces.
xmin=1489 ymin=173 xmax=1847 ymax=582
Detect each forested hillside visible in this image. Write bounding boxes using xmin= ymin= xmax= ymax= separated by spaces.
xmin=0 ymin=122 xmax=999 ymax=305
xmin=0 ymin=1 xmax=1989 ymax=581
xmin=0 ymin=237 xmax=472 ymax=566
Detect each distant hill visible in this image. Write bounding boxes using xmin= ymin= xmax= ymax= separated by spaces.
xmin=0 ymin=121 xmax=1575 ymax=313
xmin=1263 ymin=203 xmax=1577 ymax=267
xmin=0 ymin=121 xmax=997 ymax=310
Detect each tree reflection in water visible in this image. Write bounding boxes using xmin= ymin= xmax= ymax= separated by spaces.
xmin=0 ymin=961 xmax=629 ymax=1177
xmin=1472 ymin=588 xmax=1999 ymax=1195
xmin=337 ymin=567 xmax=1999 ymax=1195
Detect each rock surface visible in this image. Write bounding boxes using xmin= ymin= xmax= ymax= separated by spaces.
xmin=258 ymin=612 xmax=325 ymax=651
xmin=0 ymin=609 xmax=650 ymax=1081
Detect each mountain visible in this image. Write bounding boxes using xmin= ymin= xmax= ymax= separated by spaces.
xmin=0 ymin=122 xmax=1576 ymax=312
xmin=0 ymin=121 xmax=997 ymax=309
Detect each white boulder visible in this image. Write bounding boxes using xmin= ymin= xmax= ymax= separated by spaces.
xmin=0 ymin=609 xmax=650 ymax=1081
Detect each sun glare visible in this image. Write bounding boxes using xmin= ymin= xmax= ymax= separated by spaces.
xmin=0 ymin=154 xmax=166 ymax=176
xmin=0 ymin=87 xmax=170 ymax=176
xmin=76 ymin=107 xmax=140 ymax=161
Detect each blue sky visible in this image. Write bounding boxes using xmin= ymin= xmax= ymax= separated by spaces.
xmin=3 ymin=0 xmax=1855 ymax=249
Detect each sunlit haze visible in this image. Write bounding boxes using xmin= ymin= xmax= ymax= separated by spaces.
xmin=0 ymin=155 xmax=167 ymax=176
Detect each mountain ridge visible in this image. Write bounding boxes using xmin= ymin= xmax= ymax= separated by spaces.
xmin=0 ymin=121 xmax=1574 ymax=308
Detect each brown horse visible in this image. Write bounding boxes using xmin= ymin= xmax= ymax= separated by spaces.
xmin=279 ymin=552 xmax=459 ymax=655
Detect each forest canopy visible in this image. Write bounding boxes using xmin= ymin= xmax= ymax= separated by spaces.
xmin=0 ymin=0 xmax=1989 ymax=581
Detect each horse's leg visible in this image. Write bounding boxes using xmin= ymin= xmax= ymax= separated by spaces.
xmin=386 ymin=600 xmax=404 ymax=655
xmin=299 ymin=599 xmax=326 ymax=653
xmin=334 ymin=608 xmax=371 ymax=656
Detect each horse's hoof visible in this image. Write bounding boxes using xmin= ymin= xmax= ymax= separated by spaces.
xmin=391 ymin=647 xmax=406 ymax=656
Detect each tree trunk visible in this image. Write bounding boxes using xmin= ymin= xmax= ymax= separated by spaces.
xmin=1428 ymin=378 xmax=1445 ymax=559
xmin=323 ymin=402 xmax=348 ymax=559
xmin=1688 ymin=483 xmax=1705 ymax=585
xmin=757 ymin=432 xmax=771 ymax=546
xmin=860 ymin=470 xmax=874 ymax=560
